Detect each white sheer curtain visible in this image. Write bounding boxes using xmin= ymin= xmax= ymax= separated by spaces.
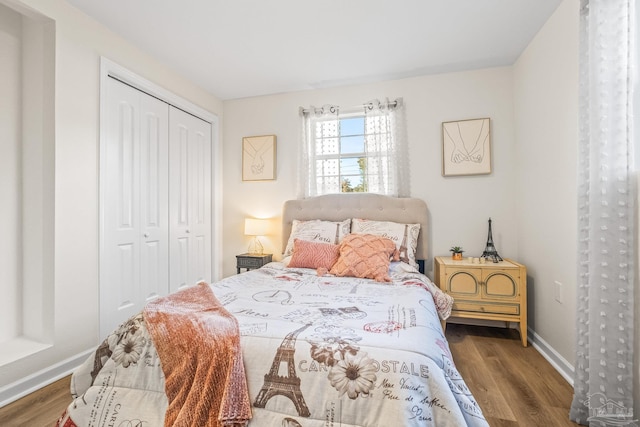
xmin=298 ymin=99 xmax=409 ymax=198
xmin=570 ymin=0 xmax=636 ymax=425
xmin=363 ymin=99 xmax=410 ymax=197
xmin=297 ymin=104 xmax=340 ymax=198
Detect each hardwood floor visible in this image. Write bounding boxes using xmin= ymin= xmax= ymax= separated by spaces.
xmin=0 ymin=376 xmax=70 ymax=427
xmin=0 ymin=324 xmax=578 ymax=426
xmin=447 ymin=323 xmax=579 ymax=426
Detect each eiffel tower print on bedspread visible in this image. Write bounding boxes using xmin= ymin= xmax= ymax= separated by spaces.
xmin=398 ymin=224 xmax=409 ymax=265
xmin=254 ymin=323 xmax=312 ymax=417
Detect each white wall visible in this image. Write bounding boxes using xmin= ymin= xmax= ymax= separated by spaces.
xmin=0 ymin=4 xmax=22 ymax=344
xmin=223 ymin=0 xmax=585 ymax=385
xmin=222 ymin=67 xmax=518 ymax=278
xmin=513 ymin=0 xmax=578 ymax=371
xmin=0 ymin=0 xmax=222 ymax=397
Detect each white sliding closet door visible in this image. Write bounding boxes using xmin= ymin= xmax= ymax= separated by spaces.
xmin=100 ymin=78 xmax=169 ymax=337
xmin=169 ymin=107 xmax=212 ymax=292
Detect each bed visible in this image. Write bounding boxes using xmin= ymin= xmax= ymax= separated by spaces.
xmin=57 ymin=194 xmax=488 ymax=427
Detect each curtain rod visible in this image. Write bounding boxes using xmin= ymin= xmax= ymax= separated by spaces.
xmin=299 ymin=98 xmax=403 ymax=116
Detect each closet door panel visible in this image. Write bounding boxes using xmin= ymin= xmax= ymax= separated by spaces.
xmin=101 ymin=78 xmax=169 ymax=337
xmin=169 ymin=107 xmax=211 ymax=292
xmin=139 ymin=97 xmax=169 ymax=302
xmin=190 ymin=126 xmax=211 ymax=284
xmin=102 ymin=79 xmax=141 ymax=334
xmin=169 ymin=123 xmax=190 ymax=291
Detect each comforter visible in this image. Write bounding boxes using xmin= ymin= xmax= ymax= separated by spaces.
xmin=58 ymin=262 xmax=489 ymax=427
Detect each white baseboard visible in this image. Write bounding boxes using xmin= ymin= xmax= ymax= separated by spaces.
xmin=527 ymin=327 xmax=575 ymax=386
xmin=0 ymin=349 xmax=93 ymax=408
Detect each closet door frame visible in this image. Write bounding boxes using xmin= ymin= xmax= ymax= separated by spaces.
xmin=99 ymin=57 xmax=222 ymax=338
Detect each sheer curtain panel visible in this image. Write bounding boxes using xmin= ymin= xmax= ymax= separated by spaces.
xmin=363 ymin=99 xmax=410 ymax=197
xmin=570 ymin=0 xmax=637 ymax=425
xmin=298 ymin=104 xmax=340 ymax=198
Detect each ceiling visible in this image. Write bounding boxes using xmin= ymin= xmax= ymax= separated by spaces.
xmin=66 ymin=0 xmax=562 ymax=100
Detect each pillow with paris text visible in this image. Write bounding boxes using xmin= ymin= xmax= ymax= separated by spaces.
xmin=283 ymin=219 xmax=351 ymax=258
xmin=330 ymin=234 xmax=399 ymax=283
xmin=351 ymin=218 xmax=420 ymax=268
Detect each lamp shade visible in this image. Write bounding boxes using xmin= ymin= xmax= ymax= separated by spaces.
xmin=244 ymin=218 xmax=269 ymax=236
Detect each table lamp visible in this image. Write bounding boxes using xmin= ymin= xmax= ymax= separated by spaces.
xmin=244 ymin=218 xmax=269 ymax=254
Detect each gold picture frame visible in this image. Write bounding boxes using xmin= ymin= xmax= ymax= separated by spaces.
xmin=242 ymin=135 xmax=276 ymax=181
xmin=442 ymin=118 xmax=491 ymax=176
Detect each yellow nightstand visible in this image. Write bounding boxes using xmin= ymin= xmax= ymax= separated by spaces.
xmin=434 ymin=256 xmax=527 ymax=347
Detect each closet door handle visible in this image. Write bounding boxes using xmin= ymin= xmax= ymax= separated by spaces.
xmin=143 ymin=233 xmax=150 ymax=238
xmin=185 ymin=229 xmax=190 ymax=234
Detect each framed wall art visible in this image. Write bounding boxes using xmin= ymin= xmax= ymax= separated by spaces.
xmin=442 ymin=118 xmax=491 ymax=176
xmin=242 ymin=135 xmax=276 ymax=181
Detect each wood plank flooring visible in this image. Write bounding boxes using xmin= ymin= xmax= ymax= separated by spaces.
xmin=446 ymin=323 xmax=579 ymax=426
xmin=0 ymin=324 xmax=578 ymax=426
xmin=0 ymin=375 xmax=70 ymax=427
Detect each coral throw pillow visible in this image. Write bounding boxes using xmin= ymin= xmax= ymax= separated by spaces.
xmin=351 ymin=219 xmax=421 ymax=269
xmin=288 ymin=239 xmax=340 ymax=270
xmin=330 ymin=234 xmax=399 ymax=282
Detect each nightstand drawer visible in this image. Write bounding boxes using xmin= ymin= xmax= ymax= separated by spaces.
xmin=453 ymin=301 xmax=520 ymax=316
xmin=236 ymin=253 xmax=273 ymax=274
xmin=237 ymin=257 xmax=265 ymax=269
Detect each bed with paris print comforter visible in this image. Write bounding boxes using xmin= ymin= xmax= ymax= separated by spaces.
xmin=57 ymin=261 xmax=488 ymax=427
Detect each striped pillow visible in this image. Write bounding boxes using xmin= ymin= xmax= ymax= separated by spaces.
xmin=288 ymin=239 xmax=340 ymax=270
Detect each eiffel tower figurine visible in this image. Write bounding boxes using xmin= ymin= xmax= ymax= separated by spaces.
xmin=481 ymin=218 xmax=503 ymax=263
xmin=254 ymin=323 xmax=312 ymax=417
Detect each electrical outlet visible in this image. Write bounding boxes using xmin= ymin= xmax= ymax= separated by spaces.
xmin=554 ymin=280 xmax=563 ymax=304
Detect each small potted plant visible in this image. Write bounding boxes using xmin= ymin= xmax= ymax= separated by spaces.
xmin=450 ymin=246 xmax=464 ymax=260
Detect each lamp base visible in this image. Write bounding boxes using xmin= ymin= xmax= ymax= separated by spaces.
xmin=248 ymin=236 xmax=264 ymax=255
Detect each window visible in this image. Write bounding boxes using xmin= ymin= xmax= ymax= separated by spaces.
xmin=299 ymin=99 xmax=408 ymax=198
xmin=314 ymin=115 xmax=371 ymax=193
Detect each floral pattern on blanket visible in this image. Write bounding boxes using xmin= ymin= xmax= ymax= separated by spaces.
xmin=90 ymin=314 xmax=147 ymax=380
xmin=56 ymin=313 xmax=167 ymax=427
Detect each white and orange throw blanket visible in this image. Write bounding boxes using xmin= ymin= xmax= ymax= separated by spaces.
xmin=56 ymin=282 xmax=251 ymax=427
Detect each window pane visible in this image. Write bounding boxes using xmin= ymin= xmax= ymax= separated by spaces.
xmin=341 ymin=135 xmax=364 ymax=154
xmin=340 ymin=157 xmax=366 ymax=192
xmin=340 ymin=117 xmax=364 ymax=136
xmin=317 ymin=175 xmax=340 ymax=195
xmin=317 ymin=158 xmax=339 ymax=176
xmin=340 ymin=175 xmax=364 ymax=192
xmin=316 ymin=120 xmax=338 ymax=138
xmin=340 ymin=157 xmax=361 ymax=176
xmin=316 ymin=137 xmax=339 ymax=155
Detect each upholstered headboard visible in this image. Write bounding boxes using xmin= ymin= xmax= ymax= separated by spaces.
xmin=282 ymin=194 xmax=429 ymax=262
